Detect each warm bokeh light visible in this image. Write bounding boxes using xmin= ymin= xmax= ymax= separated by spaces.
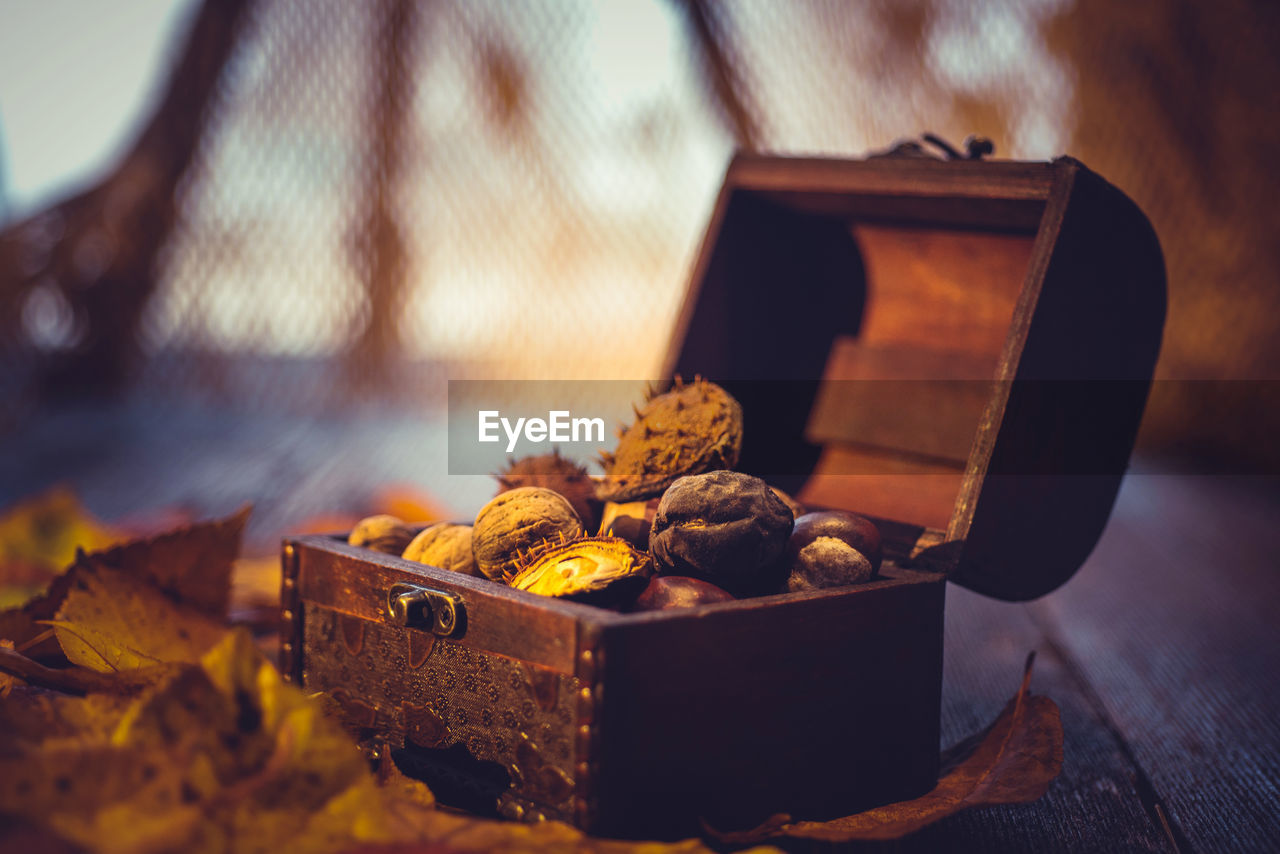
xmin=2 ymin=0 xmax=1277 ymax=466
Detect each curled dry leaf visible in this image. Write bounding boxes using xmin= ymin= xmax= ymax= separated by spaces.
xmin=70 ymin=504 xmax=250 ymax=619
xmin=0 ymin=629 xmax=745 ymax=854
xmin=708 ymin=652 xmax=1063 ymax=844
xmin=50 ymin=567 xmax=229 ymax=673
xmin=0 ymin=643 xmax=174 ymax=696
xmin=0 ymin=506 xmax=249 ymax=661
xmin=0 ymin=630 xmax=400 ymax=854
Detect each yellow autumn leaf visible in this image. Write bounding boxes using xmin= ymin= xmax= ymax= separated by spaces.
xmin=49 ymin=566 xmax=228 ymax=672
xmin=0 ymin=505 xmax=248 ymax=659
xmin=0 ymin=627 xmax=753 ymax=854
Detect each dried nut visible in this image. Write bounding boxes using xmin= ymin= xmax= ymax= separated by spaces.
xmin=648 ymin=470 xmax=794 ymax=597
xmin=348 ymin=514 xmax=415 ymax=555
xmin=472 ymin=487 xmax=584 ymax=582
xmin=791 ymin=511 xmax=882 ymax=573
xmin=596 ymin=376 xmax=743 ymax=503
xmin=631 ymin=575 xmax=735 ymax=611
xmin=770 ymin=487 xmax=806 ymax=521
xmin=401 ymin=523 xmax=479 ymax=576
xmin=495 ymin=450 xmax=602 ymax=533
xmin=785 ymin=539 xmax=873 ymax=592
xmin=783 ymin=511 xmax=883 ymax=593
xmin=509 ymin=536 xmax=652 ymax=606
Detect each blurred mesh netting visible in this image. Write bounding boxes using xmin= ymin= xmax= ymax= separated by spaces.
xmin=2 ymin=0 xmax=1278 ymax=459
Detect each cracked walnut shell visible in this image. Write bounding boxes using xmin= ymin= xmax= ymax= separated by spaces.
xmin=471 ymin=487 xmax=584 ymax=583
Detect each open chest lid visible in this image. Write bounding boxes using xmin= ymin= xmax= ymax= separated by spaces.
xmin=663 ymin=151 xmax=1166 ymax=602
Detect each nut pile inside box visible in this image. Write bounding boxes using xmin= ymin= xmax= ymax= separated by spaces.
xmin=347 ymin=377 xmax=882 ymax=612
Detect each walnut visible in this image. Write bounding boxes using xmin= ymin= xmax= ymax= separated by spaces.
xmin=471 ymin=487 xmax=584 ymax=582
xmin=347 ymin=514 xmax=414 ymax=555
xmin=401 ymin=523 xmax=479 ymax=577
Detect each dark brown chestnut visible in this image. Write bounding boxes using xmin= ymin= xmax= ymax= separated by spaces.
xmin=784 ymin=511 xmax=883 ymax=593
xmin=631 ymin=576 xmax=735 ymax=611
xmin=790 ymin=511 xmax=882 ymax=572
xmin=648 ymin=470 xmax=794 ymax=597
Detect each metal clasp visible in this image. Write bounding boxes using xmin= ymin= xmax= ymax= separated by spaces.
xmin=387 ymin=583 xmax=466 ymax=637
xmin=871 ymin=133 xmax=994 ymax=161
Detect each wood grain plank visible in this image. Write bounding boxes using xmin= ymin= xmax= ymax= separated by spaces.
xmin=924 ymin=585 xmax=1173 ymax=853
xmin=1026 ymin=473 xmax=1280 ymax=854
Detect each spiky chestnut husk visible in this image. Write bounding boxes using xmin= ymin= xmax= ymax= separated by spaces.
xmin=507 ymin=535 xmax=652 ymax=607
xmin=494 ymin=450 xmax=601 ymax=532
xmin=348 ymin=514 xmax=415 ymax=555
xmin=595 ymin=376 xmax=743 ymax=504
xmin=472 ymin=487 xmax=584 ymax=583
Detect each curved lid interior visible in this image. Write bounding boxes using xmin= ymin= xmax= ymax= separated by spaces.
xmin=664 ymin=154 xmax=1165 ymax=601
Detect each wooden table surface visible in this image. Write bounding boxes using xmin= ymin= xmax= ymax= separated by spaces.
xmin=3 ymin=396 xmax=1277 ymax=853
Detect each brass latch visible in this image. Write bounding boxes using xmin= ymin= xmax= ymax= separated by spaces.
xmin=387 ymin=583 xmax=466 ymax=637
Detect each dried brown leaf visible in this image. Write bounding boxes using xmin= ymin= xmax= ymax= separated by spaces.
xmin=710 ymin=653 xmax=1063 ymax=844
xmin=1 ymin=629 xmax=766 ymax=854
xmin=0 ymin=506 xmax=249 ymax=660
xmin=0 ymin=644 xmax=176 ymax=696
xmin=0 ymin=685 xmax=135 ymax=746
xmin=0 ymin=631 xmax=381 ymax=854
xmin=50 ymin=566 xmax=228 ymax=672
xmin=74 ymin=504 xmax=250 ymax=619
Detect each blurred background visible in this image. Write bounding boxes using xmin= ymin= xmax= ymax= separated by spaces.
xmin=1 ymin=0 xmax=1278 ymax=535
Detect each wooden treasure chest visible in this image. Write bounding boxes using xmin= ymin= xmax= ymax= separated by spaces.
xmin=279 ymin=150 xmax=1165 ymax=839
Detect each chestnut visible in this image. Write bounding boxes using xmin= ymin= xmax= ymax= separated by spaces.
xmin=631 ymin=576 xmax=735 ymax=611
xmin=790 ymin=511 xmax=881 ymax=572
xmin=648 ymin=470 xmax=794 ymax=597
xmin=783 ymin=511 xmax=882 ymax=593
